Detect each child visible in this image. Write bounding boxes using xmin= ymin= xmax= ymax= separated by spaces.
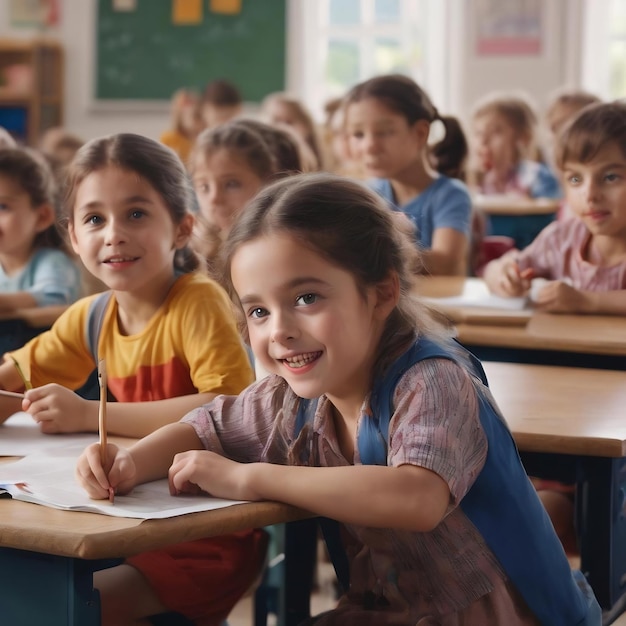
xmin=321 ymin=96 xmax=365 ymax=179
xmin=261 ymin=92 xmax=323 ymax=169
xmin=190 ymin=119 xmax=300 ymax=275
xmin=0 ymin=148 xmax=81 ymax=351
xmin=545 ymin=89 xmax=601 ymax=148
xmin=160 ymin=88 xmax=204 ymax=163
xmin=471 ymin=91 xmax=561 ymax=199
xmin=344 ymin=74 xmax=471 ymax=276
xmin=201 ymin=78 xmax=243 ymax=129
xmin=40 ymin=126 xmax=85 ymax=168
xmin=77 ymin=173 xmax=600 ymax=626
xmin=0 ymin=133 xmax=264 ymax=626
xmin=484 ymin=101 xmax=626 ymax=316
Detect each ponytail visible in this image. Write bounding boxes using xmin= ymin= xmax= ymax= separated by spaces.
xmin=430 ymin=115 xmax=468 ymax=180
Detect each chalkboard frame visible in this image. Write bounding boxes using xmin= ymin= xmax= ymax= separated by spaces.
xmin=95 ymin=0 xmax=286 ymax=103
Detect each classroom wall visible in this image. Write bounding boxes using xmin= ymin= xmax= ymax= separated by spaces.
xmin=0 ymin=0 xmax=585 ymax=144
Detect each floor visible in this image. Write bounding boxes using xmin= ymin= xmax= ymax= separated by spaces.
xmin=227 ymin=560 xmax=337 ymax=626
xmin=227 ymin=553 xmax=626 ymax=626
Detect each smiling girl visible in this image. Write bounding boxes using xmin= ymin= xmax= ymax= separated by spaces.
xmin=484 ymin=101 xmax=626 ymax=314
xmin=0 ymin=133 xmax=263 ymax=626
xmin=77 ymin=173 xmax=599 ymax=626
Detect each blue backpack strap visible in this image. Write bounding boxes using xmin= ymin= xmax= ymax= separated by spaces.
xmin=312 ymin=337 xmax=594 ymax=624
xmin=362 ymin=337 xmax=460 ymax=465
xmin=366 ymin=337 xmax=592 ymax=625
xmin=85 ymin=291 xmax=113 ymax=363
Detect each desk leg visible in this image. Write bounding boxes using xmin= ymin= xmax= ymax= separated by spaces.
xmin=579 ymin=456 xmax=626 ymax=610
xmin=0 ymin=547 xmax=101 ymax=626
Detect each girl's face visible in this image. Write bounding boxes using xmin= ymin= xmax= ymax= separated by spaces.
xmin=472 ymin=112 xmax=520 ymax=172
xmin=562 ymin=142 xmax=626 ymax=241
xmin=345 ymin=97 xmax=426 ymax=179
xmin=231 ymin=232 xmax=391 ymax=413
xmin=69 ymin=165 xmax=192 ymax=298
xmin=0 ymin=174 xmax=52 ymax=267
xmin=192 ymin=148 xmax=265 ymax=234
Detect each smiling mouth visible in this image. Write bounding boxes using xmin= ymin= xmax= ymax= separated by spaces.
xmin=103 ymin=256 xmax=140 ymax=264
xmin=281 ymin=351 xmax=322 ymax=368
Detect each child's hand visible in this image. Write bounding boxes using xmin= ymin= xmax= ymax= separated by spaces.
xmin=532 ymin=280 xmax=587 ymax=313
xmin=168 ymin=450 xmax=258 ymax=501
xmin=486 ymin=255 xmax=533 ymax=297
xmin=75 ymin=442 xmax=136 ymax=500
xmin=22 ymin=384 xmax=95 ymax=434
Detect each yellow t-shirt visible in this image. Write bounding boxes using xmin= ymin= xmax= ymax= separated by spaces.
xmin=159 ymin=130 xmax=194 ymax=164
xmin=9 ymin=272 xmax=253 ymax=401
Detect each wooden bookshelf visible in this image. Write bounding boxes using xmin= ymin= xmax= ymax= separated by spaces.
xmin=0 ymin=39 xmax=63 ymax=146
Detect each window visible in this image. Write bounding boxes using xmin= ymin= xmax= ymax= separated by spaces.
xmin=287 ymin=0 xmax=449 ymax=121
xmin=609 ymin=0 xmax=626 ymax=97
xmin=581 ymin=0 xmax=626 ymax=100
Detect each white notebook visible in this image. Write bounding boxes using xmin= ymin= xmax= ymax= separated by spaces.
xmin=0 ymin=444 xmax=245 ymax=519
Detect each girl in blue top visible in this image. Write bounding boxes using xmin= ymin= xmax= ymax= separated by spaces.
xmin=344 ymin=74 xmax=472 ymax=276
xmin=0 ymin=148 xmax=80 ymax=343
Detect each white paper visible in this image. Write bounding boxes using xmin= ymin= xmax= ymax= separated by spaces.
xmin=0 ymin=445 xmax=245 ymax=519
xmin=0 ymin=412 xmax=98 ymax=456
xmin=423 ymin=278 xmax=529 ymax=310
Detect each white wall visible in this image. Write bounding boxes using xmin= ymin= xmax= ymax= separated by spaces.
xmin=0 ymin=0 xmax=586 ymax=144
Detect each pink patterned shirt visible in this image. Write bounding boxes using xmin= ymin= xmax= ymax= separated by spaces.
xmin=182 ymin=358 xmax=540 ymax=624
xmin=516 ymin=217 xmax=626 ymax=289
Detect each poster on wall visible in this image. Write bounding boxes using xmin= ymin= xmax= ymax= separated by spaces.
xmin=474 ymin=0 xmax=542 ymax=56
xmin=9 ymin=0 xmax=59 ymax=28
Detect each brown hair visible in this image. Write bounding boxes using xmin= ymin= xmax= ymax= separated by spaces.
xmin=345 ymin=74 xmax=468 ymax=180
xmin=222 ymin=173 xmax=452 ymax=375
xmin=261 ymin=92 xmax=323 ymax=170
xmin=0 ymin=147 xmax=69 ymax=253
xmin=64 ymin=133 xmax=201 ymax=273
xmin=555 ymin=101 xmax=626 ymax=170
xmin=190 ymin=120 xmax=296 ymax=274
xmin=546 ymin=89 xmax=601 ymax=136
xmin=203 ymin=79 xmax=243 ymax=107
xmin=232 ymin=118 xmax=304 ymax=175
xmin=472 ymin=92 xmax=538 ymax=150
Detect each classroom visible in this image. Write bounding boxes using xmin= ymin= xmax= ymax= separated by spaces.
xmin=0 ymin=1 xmax=625 ymax=625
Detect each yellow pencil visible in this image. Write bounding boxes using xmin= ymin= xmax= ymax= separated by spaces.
xmin=97 ymin=359 xmax=114 ymax=504
xmin=10 ymin=356 xmax=32 ymax=390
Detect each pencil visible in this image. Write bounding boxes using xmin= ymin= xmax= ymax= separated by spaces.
xmin=97 ymin=359 xmax=114 ymax=504
xmin=10 ymin=356 xmax=32 ymax=390
xmin=0 ymin=389 xmax=25 ymax=400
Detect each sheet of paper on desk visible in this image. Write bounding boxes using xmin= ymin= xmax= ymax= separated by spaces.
xmin=423 ymin=278 xmax=528 ymax=310
xmin=0 ymin=445 xmax=246 ymax=519
xmin=0 ymin=412 xmax=97 ymax=456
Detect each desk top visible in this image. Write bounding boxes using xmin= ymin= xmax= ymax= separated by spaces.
xmin=484 ymin=361 xmax=626 ymax=458
xmin=0 ymin=497 xmax=308 ymax=560
xmin=417 ymin=277 xmax=626 ymax=356
xmin=0 ymin=435 xmax=308 ymax=560
xmin=473 ymin=195 xmax=560 ymax=216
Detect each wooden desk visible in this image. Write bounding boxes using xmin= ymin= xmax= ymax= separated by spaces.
xmin=484 ymin=361 xmax=626 ymax=611
xmin=0 ymin=444 xmax=309 ymax=626
xmin=473 ymin=195 xmax=559 ymax=250
xmin=417 ymin=277 xmax=626 ymax=369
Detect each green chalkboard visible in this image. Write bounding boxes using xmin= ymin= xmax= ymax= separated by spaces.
xmin=96 ymin=0 xmax=286 ymax=101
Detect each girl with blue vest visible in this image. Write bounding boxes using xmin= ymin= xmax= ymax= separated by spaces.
xmin=77 ymin=173 xmax=600 ymax=625
xmin=344 ymin=74 xmax=472 ymax=276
